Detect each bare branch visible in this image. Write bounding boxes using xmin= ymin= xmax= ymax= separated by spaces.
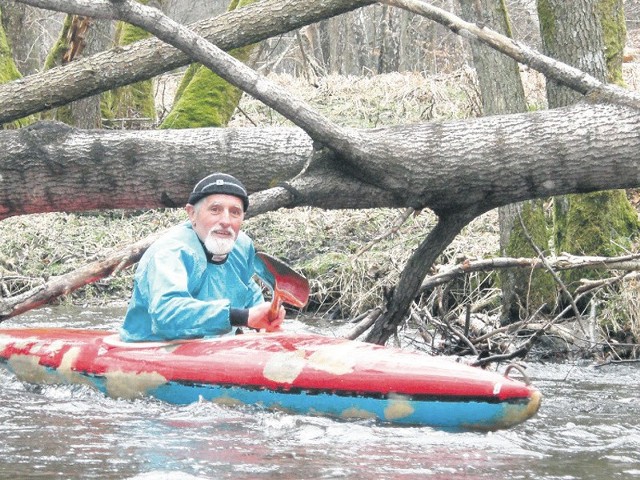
xmin=576 ymin=271 xmax=640 ymax=295
xmin=342 ymin=307 xmax=383 ymax=340
xmin=356 ymin=208 xmax=416 ymax=255
xmin=420 ymin=253 xmax=640 ymax=293
xmin=381 ymin=0 xmax=640 ymax=109
xmin=516 ymin=211 xmax=581 ymax=321
xmin=0 ymin=229 xmax=165 ymax=320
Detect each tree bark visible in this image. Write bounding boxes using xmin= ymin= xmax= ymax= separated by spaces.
xmin=0 ymin=94 xmax=636 ymax=217
xmin=459 ymin=0 xmax=553 ymax=323
xmin=366 ymin=211 xmax=474 ymax=343
xmin=158 ymin=0 xmax=261 ymax=129
xmin=43 ymin=15 xmax=114 ymax=128
xmin=539 ymin=0 xmax=640 ymax=303
xmin=537 ymin=0 xmax=607 ymax=106
xmin=459 ymin=0 xmax=527 ymax=115
xmin=2 ymin=98 xmax=640 ymax=219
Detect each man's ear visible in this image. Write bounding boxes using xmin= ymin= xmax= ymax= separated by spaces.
xmin=185 ymin=204 xmax=196 ymax=225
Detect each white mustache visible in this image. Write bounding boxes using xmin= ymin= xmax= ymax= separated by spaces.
xmin=208 ymin=226 xmax=235 ymax=237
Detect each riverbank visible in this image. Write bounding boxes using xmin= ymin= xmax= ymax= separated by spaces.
xmin=1 ymin=202 xmax=638 ymax=362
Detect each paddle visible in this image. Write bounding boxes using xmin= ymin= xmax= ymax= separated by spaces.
xmin=253 ymin=252 xmax=310 ymax=322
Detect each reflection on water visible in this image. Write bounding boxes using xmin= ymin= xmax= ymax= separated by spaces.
xmin=1 ymin=306 xmax=640 ymax=479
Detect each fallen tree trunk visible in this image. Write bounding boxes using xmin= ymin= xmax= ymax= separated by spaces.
xmin=3 ymin=99 xmax=640 ymax=220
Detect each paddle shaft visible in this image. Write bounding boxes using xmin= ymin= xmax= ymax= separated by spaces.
xmin=268 ymin=291 xmax=282 ymax=322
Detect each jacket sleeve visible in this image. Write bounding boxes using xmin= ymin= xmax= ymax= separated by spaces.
xmin=140 ymin=246 xmax=232 ymax=339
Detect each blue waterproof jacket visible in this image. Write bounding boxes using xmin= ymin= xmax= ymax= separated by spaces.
xmin=120 ymin=221 xmax=264 ymax=342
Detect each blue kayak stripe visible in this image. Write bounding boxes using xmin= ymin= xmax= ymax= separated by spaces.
xmin=148 ymin=381 xmax=512 ymax=429
xmin=1 ymin=363 xmax=524 ymax=430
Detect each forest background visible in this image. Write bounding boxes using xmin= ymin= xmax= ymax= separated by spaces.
xmin=1 ymin=0 xmax=640 ymax=364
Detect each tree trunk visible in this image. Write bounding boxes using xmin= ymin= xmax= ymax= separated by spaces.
xmin=105 ymin=12 xmax=155 ymax=127
xmin=538 ymin=0 xmax=640 ymax=303
xmin=0 ymin=7 xmax=33 ymax=129
xmin=459 ymin=0 xmax=526 ymax=114
xmin=366 ymin=211 xmax=474 ymax=343
xmin=459 ymin=0 xmax=554 ymax=324
xmin=41 ymin=14 xmax=112 ymax=128
xmin=537 ymin=0 xmax=607 ymax=105
xmin=73 ymin=18 xmax=113 ymax=128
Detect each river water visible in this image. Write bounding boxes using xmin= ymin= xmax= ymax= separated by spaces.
xmin=1 ymin=306 xmax=639 ymax=479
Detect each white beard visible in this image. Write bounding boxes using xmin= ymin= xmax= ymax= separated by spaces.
xmin=204 ymin=231 xmax=236 ymax=257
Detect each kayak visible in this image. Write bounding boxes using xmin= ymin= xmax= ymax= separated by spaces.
xmin=0 ymin=328 xmax=541 ymax=431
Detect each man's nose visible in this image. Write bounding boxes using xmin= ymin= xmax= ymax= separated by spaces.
xmin=219 ymin=209 xmax=231 ymax=224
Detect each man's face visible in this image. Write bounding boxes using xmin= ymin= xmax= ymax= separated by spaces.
xmin=186 ymin=194 xmax=245 ymax=257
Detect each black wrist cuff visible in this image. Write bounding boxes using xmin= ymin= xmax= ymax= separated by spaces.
xmin=230 ymin=308 xmax=249 ymax=327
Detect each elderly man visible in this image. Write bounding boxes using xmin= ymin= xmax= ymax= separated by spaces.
xmin=120 ymin=173 xmax=284 ymax=342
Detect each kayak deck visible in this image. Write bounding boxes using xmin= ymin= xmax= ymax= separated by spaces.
xmin=0 ymin=328 xmax=541 ymax=431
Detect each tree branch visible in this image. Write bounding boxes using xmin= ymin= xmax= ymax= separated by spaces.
xmin=15 ymin=0 xmax=357 ymax=151
xmin=516 ymin=210 xmax=582 ymax=321
xmin=419 ymin=253 xmax=640 ymax=292
xmin=0 ymin=229 xmax=165 ymax=320
xmin=1 ymin=0 xmax=376 ymax=124
xmin=366 ymin=210 xmax=475 ymax=344
xmin=381 ymin=0 xmax=640 ymax=109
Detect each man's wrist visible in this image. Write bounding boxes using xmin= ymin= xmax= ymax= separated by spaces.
xmin=230 ymin=308 xmax=249 ymax=327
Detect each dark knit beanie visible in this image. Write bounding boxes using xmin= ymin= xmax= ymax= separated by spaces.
xmin=187 ymin=173 xmax=249 ymax=211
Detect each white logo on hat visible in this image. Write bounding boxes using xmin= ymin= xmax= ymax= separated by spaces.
xmin=215 ymin=179 xmax=225 ymax=185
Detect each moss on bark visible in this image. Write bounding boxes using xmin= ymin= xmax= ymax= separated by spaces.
xmin=159 ymin=44 xmax=254 ymax=129
xmin=39 ymin=15 xmax=75 ymax=123
xmin=102 ymin=1 xmax=156 ymax=124
xmin=536 ymin=0 xmax=555 ymax=46
xmin=500 ymin=200 xmax=557 ymax=321
xmin=597 ymin=0 xmax=626 ymax=85
xmin=159 ymin=0 xmax=258 ymax=129
xmin=539 ymin=0 xmax=639 ymax=315
xmin=555 ymin=191 xmax=638 ymax=286
xmin=0 ymin=7 xmax=33 ymax=128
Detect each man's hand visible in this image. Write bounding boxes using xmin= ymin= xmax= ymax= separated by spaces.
xmin=247 ymin=302 xmax=285 ymax=332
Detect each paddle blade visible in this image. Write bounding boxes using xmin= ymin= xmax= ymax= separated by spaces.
xmin=254 ymin=252 xmax=310 ymax=308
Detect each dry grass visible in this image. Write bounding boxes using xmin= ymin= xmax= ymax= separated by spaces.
xmin=228 ymin=70 xmax=483 ymax=128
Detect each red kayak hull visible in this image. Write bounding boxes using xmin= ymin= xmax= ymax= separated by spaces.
xmin=0 ymin=328 xmax=541 ymax=431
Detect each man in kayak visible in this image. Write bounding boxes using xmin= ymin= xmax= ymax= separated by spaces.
xmin=120 ymin=173 xmax=284 ymax=342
